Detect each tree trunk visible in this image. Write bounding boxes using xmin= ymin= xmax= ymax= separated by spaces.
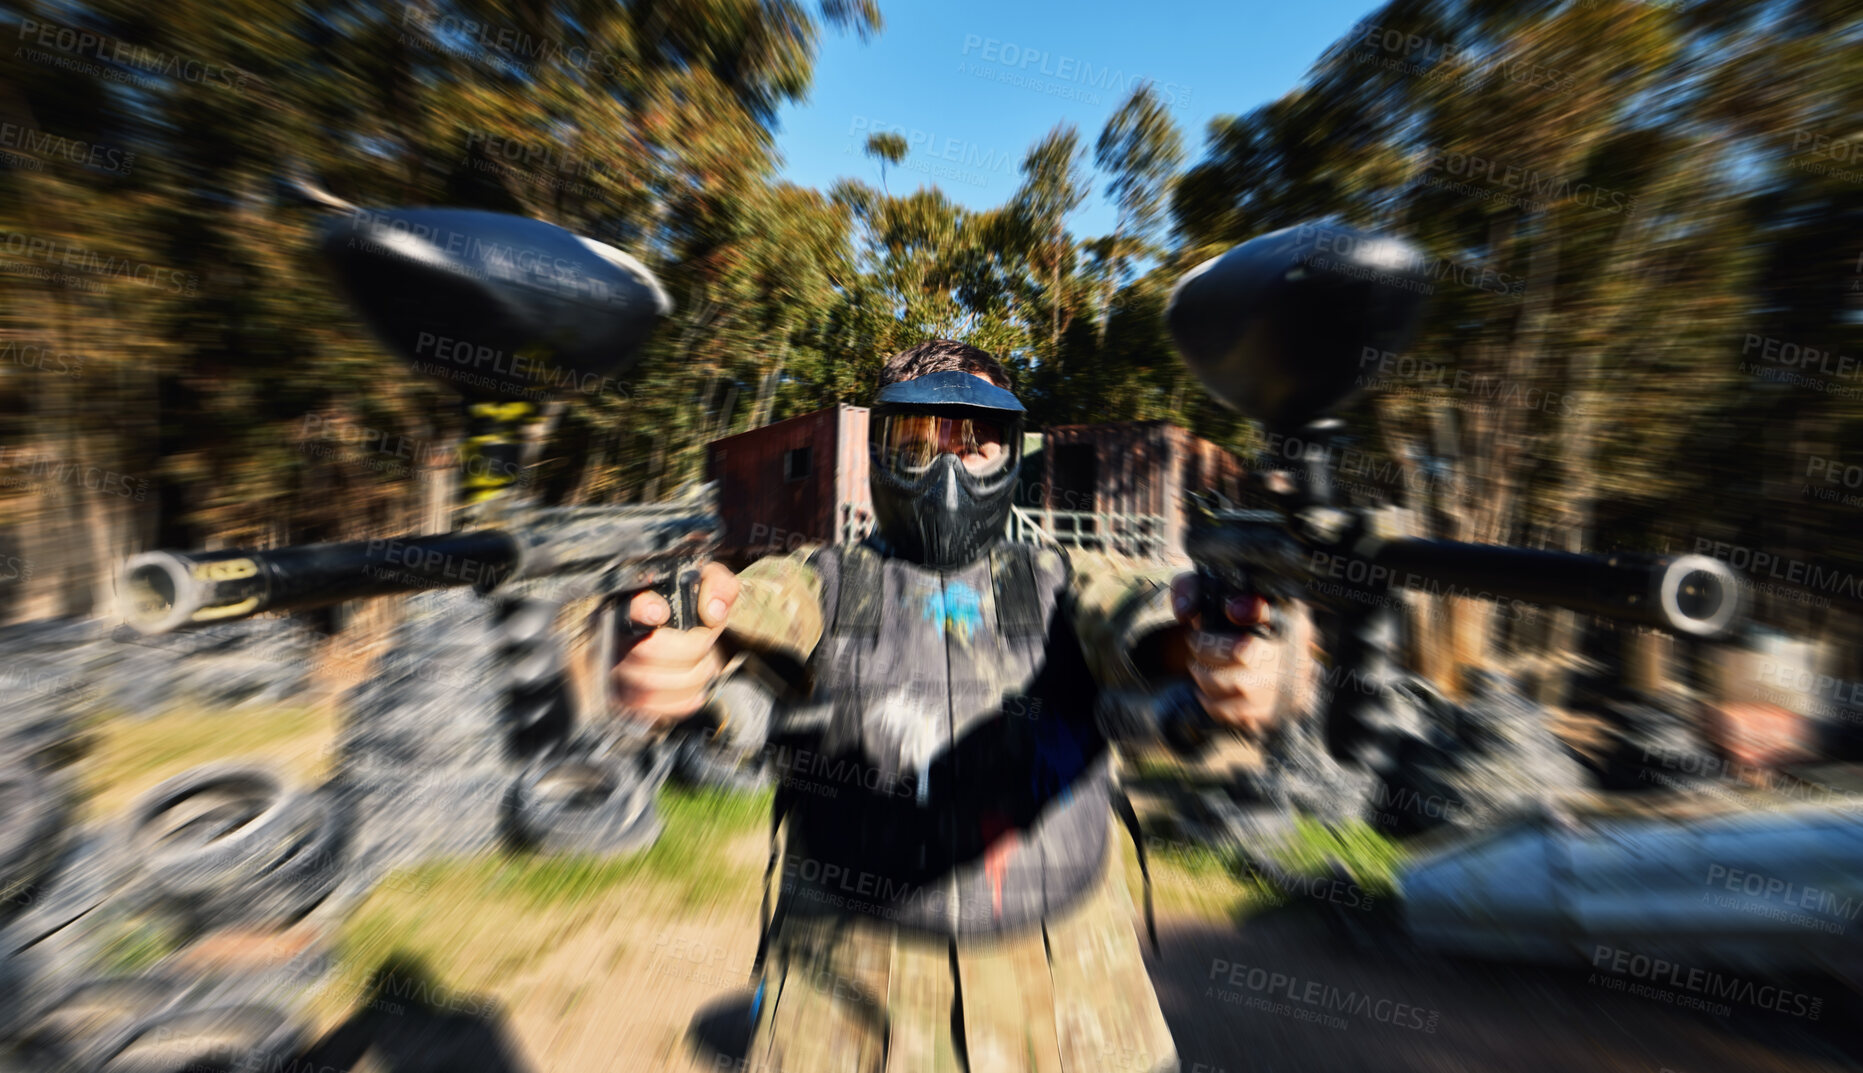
xmin=750 ymin=332 xmax=793 ymax=429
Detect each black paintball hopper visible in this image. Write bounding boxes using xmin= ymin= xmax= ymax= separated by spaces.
xmin=321 ymin=207 xmax=673 ymax=402
xmin=1166 ymin=222 xmax=1431 ymax=430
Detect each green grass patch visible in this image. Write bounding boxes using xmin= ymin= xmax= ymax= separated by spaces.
xmin=460 ymin=784 xmax=773 ymax=909
xmin=79 ymin=704 xmax=336 ymax=823
xmin=322 ymin=783 xmax=774 ymax=1024
xmin=1265 ymin=815 xmax=1406 ymax=897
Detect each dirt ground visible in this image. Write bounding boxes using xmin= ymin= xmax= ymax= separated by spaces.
xmin=77 ymin=706 xmax=1863 ymax=1073
xmin=269 ymin=817 xmax=1863 ymax=1073
xmin=288 ymin=869 xmax=1863 ymax=1073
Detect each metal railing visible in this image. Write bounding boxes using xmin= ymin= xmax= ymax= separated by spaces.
xmin=1009 ymin=508 xmax=1170 ymax=560
xmin=831 ymin=506 xmax=1172 ymax=561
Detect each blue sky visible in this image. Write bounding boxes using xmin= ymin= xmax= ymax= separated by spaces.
xmin=773 ymin=0 xmax=1382 ymax=238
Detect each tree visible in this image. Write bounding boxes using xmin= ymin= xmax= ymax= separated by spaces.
xmin=1093 ymin=83 xmax=1184 ymax=343
xmin=864 ymin=131 xmax=908 ymax=194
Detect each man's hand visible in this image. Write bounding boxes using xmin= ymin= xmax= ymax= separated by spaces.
xmin=1169 ymin=573 xmax=1304 ymax=737
xmin=609 ymin=562 xmax=740 ymax=725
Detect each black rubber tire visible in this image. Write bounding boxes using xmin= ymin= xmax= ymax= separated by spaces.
xmin=16 ymin=975 xmax=187 ymax=1072
xmin=501 ymin=756 xmax=661 ymax=856
xmin=0 ymin=760 xmax=70 ymax=918
xmin=91 ymin=1003 xmax=304 ymax=1073
xmin=124 ymin=767 xmax=351 ymax=927
xmin=125 ymin=766 xmax=293 ymax=894
xmin=201 ymin=784 xmax=353 ymax=926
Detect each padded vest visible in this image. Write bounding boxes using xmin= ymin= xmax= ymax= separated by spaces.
xmin=766 ymin=539 xmax=1112 ymax=937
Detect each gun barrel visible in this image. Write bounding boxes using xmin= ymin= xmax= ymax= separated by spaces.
xmin=1369 ymin=541 xmax=1741 ymax=637
xmin=121 ymin=532 xmax=520 ymax=635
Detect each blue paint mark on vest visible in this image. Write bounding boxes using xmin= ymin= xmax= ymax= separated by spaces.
xmin=920 ymin=581 xmax=984 ymax=643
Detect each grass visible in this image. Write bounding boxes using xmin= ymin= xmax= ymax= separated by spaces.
xmin=1264 ymin=815 xmax=1407 ymax=898
xmin=76 ymin=703 xmax=338 ymax=824
xmin=76 ymin=701 xmax=1393 ymax=1048
xmin=317 ymin=785 xmax=774 ymax=1028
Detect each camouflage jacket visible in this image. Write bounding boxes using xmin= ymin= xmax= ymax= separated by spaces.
xmin=707 ymin=538 xmax=1212 ymax=938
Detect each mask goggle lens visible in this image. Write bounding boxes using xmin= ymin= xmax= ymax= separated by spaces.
xmin=881 ymin=414 xmax=1011 ymax=477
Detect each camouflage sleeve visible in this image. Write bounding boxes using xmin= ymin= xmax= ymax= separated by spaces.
xmin=705 ymin=547 xmax=827 ymax=754
xmin=1064 ymin=558 xmax=1185 ymax=692
xmin=723 ymin=546 xmax=826 ymax=665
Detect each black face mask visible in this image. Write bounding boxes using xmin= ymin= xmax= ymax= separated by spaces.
xmin=866 ymin=372 xmax=1027 ymax=569
xmin=869 ymin=439 xmax=1025 ymax=568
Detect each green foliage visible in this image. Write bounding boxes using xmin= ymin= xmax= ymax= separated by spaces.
xmin=463 ymin=785 xmax=771 ymax=909
xmin=1257 ymin=816 xmax=1406 ymax=898
xmin=4 ymin=0 xmax=1859 ymax=651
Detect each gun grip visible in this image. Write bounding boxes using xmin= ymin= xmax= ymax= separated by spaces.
xmin=656 ymin=563 xmax=704 ymax=632
xmin=1197 ymin=566 xmax=1274 ymax=640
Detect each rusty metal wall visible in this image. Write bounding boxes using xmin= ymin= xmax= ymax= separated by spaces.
xmin=1038 ymin=421 xmax=1244 ymax=557
xmin=706 ymin=406 xmax=842 ymax=565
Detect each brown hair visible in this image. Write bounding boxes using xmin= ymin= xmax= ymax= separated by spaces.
xmin=876 ymin=339 xmax=1014 ymax=392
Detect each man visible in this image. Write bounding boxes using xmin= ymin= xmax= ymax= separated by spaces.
xmin=613 ymin=339 xmax=1314 ymax=1073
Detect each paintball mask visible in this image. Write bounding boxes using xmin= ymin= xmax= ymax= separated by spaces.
xmin=868 ymin=370 xmax=1026 ymax=568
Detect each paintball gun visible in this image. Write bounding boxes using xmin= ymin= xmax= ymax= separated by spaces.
xmin=117 ymin=206 xmax=718 ymax=739
xmin=1163 ymin=221 xmax=1742 ymax=758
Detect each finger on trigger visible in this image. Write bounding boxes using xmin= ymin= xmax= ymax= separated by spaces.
xmin=1226 ymin=593 xmax=1269 ymax=629
xmin=629 ymin=588 xmax=670 ymax=629
xmin=699 ymin=562 xmax=740 ymax=628
xmin=1170 ymin=573 xmax=1197 ymax=620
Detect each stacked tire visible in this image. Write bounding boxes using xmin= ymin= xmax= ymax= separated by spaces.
xmin=122 ymin=766 xmax=351 ymax=931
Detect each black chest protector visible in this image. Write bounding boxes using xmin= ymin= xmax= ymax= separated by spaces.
xmin=768 ymin=539 xmax=1113 ymax=937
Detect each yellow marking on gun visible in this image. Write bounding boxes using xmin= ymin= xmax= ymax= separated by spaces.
xmin=468 ymin=402 xmax=535 ymax=421
xmin=191 ymin=558 xmax=259 ymax=582
xmin=191 ymin=597 xmax=262 ymax=622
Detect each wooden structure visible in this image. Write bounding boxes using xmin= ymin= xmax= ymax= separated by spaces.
xmin=707 ymin=405 xmax=873 ymax=567
xmin=707 ymin=410 xmax=1244 ymax=566
xmin=1032 ymin=420 xmax=1247 ymax=561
